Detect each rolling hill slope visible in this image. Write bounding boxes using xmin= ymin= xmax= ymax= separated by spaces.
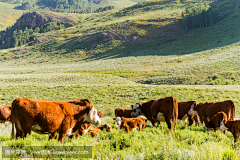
xmin=0 ymin=0 xmax=240 ymax=85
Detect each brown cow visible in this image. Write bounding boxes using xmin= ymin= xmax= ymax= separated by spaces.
xmin=178 ymin=101 xmax=200 ymax=126
xmin=88 ymin=124 xmax=113 ymax=137
xmin=188 ymin=100 xmax=235 ymax=125
xmin=49 ymin=99 xmax=92 ymax=139
xmin=113 ymin=117 xmax=147 ymax=134
xmin=204 ymin=111 xmax=228 ymax=131
xmin=0 ymin=105 xmax=11 ymax=123
xmin=131 ymin=97 xmax=178 ymax=131
xmin=219 ymin=119 xmax=240 ymax=143
xmin=11 ymin=98 xmax=101 ymax=143
xmin=115 ymin=108 xmax=133 ymax=118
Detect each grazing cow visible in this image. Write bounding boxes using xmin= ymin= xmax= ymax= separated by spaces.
xmin=49 ymin=99 xmax=93 ymax=139
xmin=178 ymin=101 xmax=200 ymax=126
xmin=11 ymin=98 xmax=101 ymax=143
xmin=131 ymin=97 xmax=178 ymax=131
xmin=204 ymin=112 xmax=228 ymax=131
xmin=113 ymin=117 xmax=147 ymax=134
xmin=0 ymin=105 xmax=11 ymax=123
xmin=188 ymin=100 xmax=235 ymax=125
xmin=97 ymin=111 xmax=103 ymax=118
xmin=115 ymin=108 xmax=133 ymax=118
xmin=219 ymin=119 xmax=240 ymax=143
xmin=88 ymin=124 xmax=113 ymax=137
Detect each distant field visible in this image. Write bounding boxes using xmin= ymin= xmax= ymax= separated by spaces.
xmin=0 ymin=2 xmax=23 ymax=31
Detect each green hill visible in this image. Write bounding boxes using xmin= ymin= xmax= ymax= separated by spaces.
xmin=0 ymin=0 xmax=240 ymax=86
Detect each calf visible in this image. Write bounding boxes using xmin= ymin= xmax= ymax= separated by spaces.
xmin=88 ymin=124 xmax=113 ymax=137
xmin=115 ymin=108 xmax=133 ymax=118
xmin=69 ymin=123 xmax=92 ymax=139
xmin=204 ymin=111 xmax=228 ymax=131
xmin=219 ymin=119 xmax=240 ymax=143
xmin=0 ymin=105 xmax=11 ymax=123
xmin=113 ymin=117 xmax=147 ymax=134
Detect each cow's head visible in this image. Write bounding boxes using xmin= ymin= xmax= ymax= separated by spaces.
xmin=113 ymin=117 xmax=122 ymax=128
xmin=204 ymin=126 xmax=214 ymax=131
xmin=131 ymin=103 xmax=144 ymax=117
xmin=188 ymin=102 xmax=198 ymax=115
xmin=219 ymin=119 xmax=228 ymax=131
xmin=83 ymin=105 xmax=101 ymax=126
xmin=104 ymin=124 xmax=114 ymax=131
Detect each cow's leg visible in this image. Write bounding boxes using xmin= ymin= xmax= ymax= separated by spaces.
xmin=58 ymin=117 xmax=72 ymax=143
xmin=222 ymin=130 xmax=226 ymax=135
xmin=166 ymin=119 xmax=172 ymax=131
xmin=15 ymin=125 xmax=23 ymax=139
xmin=49 ymin=131 xmax=57 ymax=140
xmin=188 ymin=115 xmax=194 ymax=126
xmin=139 ymin=124 xmax=142 ymax=132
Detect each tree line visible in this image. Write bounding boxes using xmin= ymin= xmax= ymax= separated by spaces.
xmin=181 ymin=3 xmax=220 ymax=30
xmin=0 ymin=0 xmax=116 ymax=13
xmin=0 ymin=22 xmax=65 ymax=49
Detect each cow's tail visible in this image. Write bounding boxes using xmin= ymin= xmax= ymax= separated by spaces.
xmin=171 ymin=96 xmax=178 ymax=131
xmin=11 ymin=99 xmax=18 ymax=139
xmin=230 ymin=101 xmax=236 ymax=120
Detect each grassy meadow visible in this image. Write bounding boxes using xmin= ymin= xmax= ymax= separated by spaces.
xmin=1 ymin=0 xmax=240 ymax=159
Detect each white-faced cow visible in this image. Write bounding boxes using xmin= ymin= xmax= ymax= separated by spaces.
xmin=188 ymin=100 xmax=235 ymax=126
xmin=11 ymin=98 xmax=101 ymax=143
xmin=178 ymin=101 xmax=200 ymax=126
xmin=219 ymin=119 xmax=240 ymax=143
xmin=131 ymin=96 xmax=178 ymax=131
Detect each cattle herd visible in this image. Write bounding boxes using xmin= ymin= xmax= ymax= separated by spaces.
xmin=0 ymin=96 xmax=239 ymax=144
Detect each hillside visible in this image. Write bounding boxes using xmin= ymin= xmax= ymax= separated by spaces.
xmin=0 ymin=0 xmax=240 ymax=86
xmin=0 ymin=2 xmax=23 ymax=31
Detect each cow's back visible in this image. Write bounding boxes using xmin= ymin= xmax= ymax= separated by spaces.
xmin=12 ymin=98 xmax=72 ymax=133
xmin=0 ymin=105 xmax=11 ymax=121
xmin=206 ymin=100 xmax=235 ymax=120
xmin=115 ymin=108 xmax=132 ymax=118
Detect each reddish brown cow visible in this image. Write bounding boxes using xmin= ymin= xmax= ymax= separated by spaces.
xmin=115 ymin=108 xmax=133 ymax=118
xmin=0 ymin=105 xmax=11 ymax=123
xmin=131 ymin=97 xmax=178 ymax=131
xmin=11 ymin=98 xmax=101 ymax=143
xmin=113 ymin=117 xmax=147 ymax=134
xmin=219 ymin=119 xmax=240 ymax=143
xmin=178 ymin=101 xmax=200 ymax=126
xmin=205 ymin=111 xmax=228 ymax=131
xmin=88 ymin=124 xmax=113 ymax=137
xmin=188 ymin=100 xmax=235 ymax=125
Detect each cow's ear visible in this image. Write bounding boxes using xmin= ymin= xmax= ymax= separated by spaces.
xmin=88 ymin=105 xmax=94 ymax=110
